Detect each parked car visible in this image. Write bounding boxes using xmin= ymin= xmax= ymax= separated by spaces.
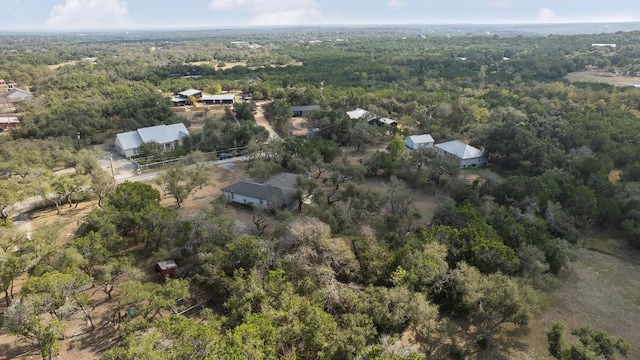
xmin=218 ymin=152 xmax=233 ymax=160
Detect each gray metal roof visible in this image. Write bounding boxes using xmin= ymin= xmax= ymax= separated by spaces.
xmin=292 ymin=105 xmax=321 ymax=112
xmin=201 ymin=94 xmax=235 ymax=101
xmin=222 ymin=172 xmax=300 ymax=206
xmin=435 ymin=140 xmax=484 ymax=160
xmin=178 ymin=89 xmax=202 ymax=97
xmin=346 ymin=108 xmax=371 ymax=119
xmin=405 ymin=134 xmax=434 ymax=148
xmin=116 ymin=123 xmax=189 ymax=150
xmin=0 ymin=89 xmax=33 ymax=100
xmin=157 ymin=260 xmax=178 ymax=270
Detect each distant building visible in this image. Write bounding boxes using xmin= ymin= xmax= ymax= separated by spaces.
xmin=115 ymin=123 xmax=190 ymax=158
xmin=0 ymin=79 xmax=18 ymax=91
xmin=346 ymin=108 xmax=373 ymax=120
xmin=221 ymin=172 xmax=301 ymax=210
xmin=435 ymin=140 xmax=486 ymax=168
xmin=592 ymin=43 xmax=616 ymax=48
xmin=171 ymin=89 xmax=234 ymax=106
xmin=170 ymin=89 xmax=202 ymax=106
xmin=375 ymin=117 xmax=398 ymax=128
xmin=0 ymin=89 xmax=33 ymax=112
xmin=405 ymin=134 xmax=434 ymax=152
xmin=201 ymin=94 xmax=235 ymax=105
xmin=81 ymin=57 xmax=98 ymax=64
xmin=292 ymin=105 xmax=321 ymax=117
xmin=0 ymin=116 xmax=20 ymax=129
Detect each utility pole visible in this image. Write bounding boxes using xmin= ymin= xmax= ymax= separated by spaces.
xmin=109 ymin=154 xmax=115 ymax=179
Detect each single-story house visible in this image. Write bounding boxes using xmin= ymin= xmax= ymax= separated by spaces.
xmin=0 ymin=79 xmax=18 ymax=91
xmin=221 ymin=172 xmax=301 ymax=210
xmin=374 ymin=117 xmax=398 ymax=128
xmin=171 ymin=89 xmax=203 ymax=106
xmin=347 ymin=108 xmax=373 ymax=120
xmin=0 ymin=116 xmax=20 ymax=129
xmin=405 ymin=134 xmax=434 ymax=152
xmin=0 ymin=89 xmax=33 ymax=112
xmin=201 ymin=94 xmax=235 ymax=105
xmin=292 ymin=105 xmax=321 ymax=117
xmin=115 ymin=123 xmax=190 ymax=158
xmin=0 ymin=88 xmax=33 ymax=102
xmin=435 ymin=140 xmax=487 ymax=168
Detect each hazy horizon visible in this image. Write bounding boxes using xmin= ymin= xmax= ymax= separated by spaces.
xmin=1 ymin=0 xmax=639 ymax=32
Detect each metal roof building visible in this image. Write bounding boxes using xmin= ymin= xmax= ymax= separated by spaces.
xmin=115 ymin=123 xmax=189 ymax=158
xmin=435 ymin=140 xmax=487 ymax=168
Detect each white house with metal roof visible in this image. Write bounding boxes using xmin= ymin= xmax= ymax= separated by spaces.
xmin=405 ymin=134 xmax=434 ymax=152
xmin=435 ymin=140 xmax=487 ymax=168
xmin=115 ymin=123 xmax=190 ymax=158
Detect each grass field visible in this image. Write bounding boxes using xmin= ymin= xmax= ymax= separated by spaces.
xmin=566 ymin=70 xmax=640 ymax=87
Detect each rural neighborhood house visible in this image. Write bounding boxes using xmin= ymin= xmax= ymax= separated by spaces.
xmin=405 ymin=134 xmax=435 ymax=152
xmin=435 ymin=140 xmax=487 ymax=168
xmin=115 ymin=123 xmax=190 ymax=158
xmin=221 ymin=172 xmax=301 ymax=210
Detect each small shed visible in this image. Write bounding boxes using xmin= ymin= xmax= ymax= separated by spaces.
xmin=155 ymin=260 xmax=178 ymax=280
xmin=0 ymin=116 xmax=20 ymax=129
xmin=292 ymin=105 xmax=321 ymax=117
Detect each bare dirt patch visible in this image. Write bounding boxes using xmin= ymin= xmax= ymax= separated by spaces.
xmin=289 ymin=117 xmax=309 ymax=137
xmin=47 ymin=60 xmax=78 ymax=70
xmin=0 ymin=163 xmax=254 ymax=360
xmin=566 ymin=70 xmax=640 ymax=87
xmin=217 ymin=61 xmax=247 ymax=70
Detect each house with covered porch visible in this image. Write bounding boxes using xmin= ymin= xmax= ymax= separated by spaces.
xmin=115 ymin=123 xmax=190 ymax=158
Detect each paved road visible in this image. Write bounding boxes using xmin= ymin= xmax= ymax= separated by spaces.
xmin=10 ymin=155 xmax=249 ymax=230
xmin=10 ymin=99 xmax=275 ymax=227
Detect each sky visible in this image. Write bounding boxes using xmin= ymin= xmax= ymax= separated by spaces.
xmin=1 ymin=0 xmax=639 ymax=31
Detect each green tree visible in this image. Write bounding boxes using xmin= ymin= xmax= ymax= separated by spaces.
xmin=547 ymin=322 xmax=629 ymax=360
xmin=139 ymin=140 xmax=163 ymax=162
xmin=115 ymin=278 xmax=190 ymax=321
xmin=4 ymin=300 xmax=66 ymax=360
xmin=90 ymin=168 xmax=116 ymax=207
xmin=20 ymin=271 xmax=92 ymax=319
xmin=156 ymin=165 xmax=199 ymax=208
xmin=454 ymin=263 xmax=543 ymax=348
xmin=0 ymin=183 xmax=18 ymax=224
xmin=70 ymin=231 xmax=110 ymax=278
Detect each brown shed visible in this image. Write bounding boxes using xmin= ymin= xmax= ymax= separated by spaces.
xmin=155 ymin=260 xmax=178 ymax=280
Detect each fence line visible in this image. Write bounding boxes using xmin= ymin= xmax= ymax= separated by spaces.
xmin=131 ymin=146 xmax=248 ymax=171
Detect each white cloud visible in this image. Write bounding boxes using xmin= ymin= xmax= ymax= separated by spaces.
xmin=388 ymin=0 xmax=405 ymax=8
xmin=537 ymin=8 xmax=559 ymax=23
xmin=47 ymin=0 xmax=132 ymax=29
xmin=210 ymin=0 xmax=326 ymax=25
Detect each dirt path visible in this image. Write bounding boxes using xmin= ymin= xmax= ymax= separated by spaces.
xmin=254 ymin=101 xmax=280 ymax=141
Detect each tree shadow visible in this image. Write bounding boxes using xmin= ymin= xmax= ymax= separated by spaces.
xmin=0 ymin=337 xmax=40 ymax=359
xmin=474 ymin=327 xmax=532 ymax=360
xmin=65 ymin=324 xmax=119 ymax=355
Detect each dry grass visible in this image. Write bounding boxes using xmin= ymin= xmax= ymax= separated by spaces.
xmin=523 ymin=235 xmax=640 ymax=359
xmin=0 ymin=163 xmax=250 ymax=360
xmin=566 ymin=70 xmax=640 ymax=87
xmin=46 ymin=60 xmax=78 ymax=70
xmin=4 ymin=158 xmax=640 ymax=359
